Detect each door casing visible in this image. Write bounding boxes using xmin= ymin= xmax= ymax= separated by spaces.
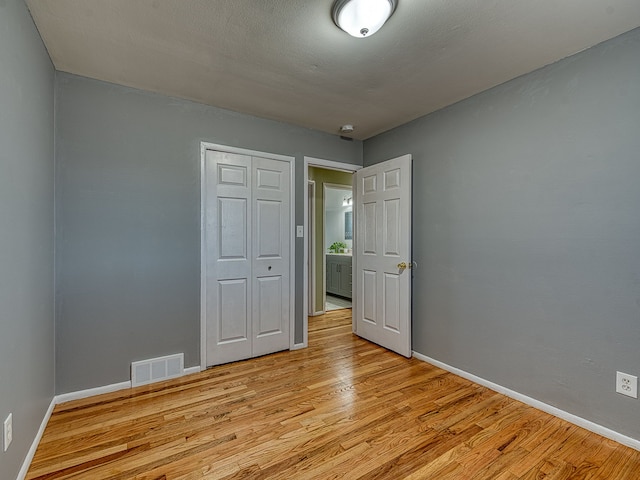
xmin=307 ymin=180 xmax=317 ymax=316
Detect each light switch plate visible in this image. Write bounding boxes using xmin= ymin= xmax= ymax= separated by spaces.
xmin=296 ymin=225 xmax=304 ymax=237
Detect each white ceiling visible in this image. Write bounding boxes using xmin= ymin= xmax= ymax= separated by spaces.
xmin=26 ymin=0 xmax=640 ymax=140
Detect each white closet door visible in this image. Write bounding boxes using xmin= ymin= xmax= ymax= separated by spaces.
xmin=252 ymin=156 xmax=290 ymax=357
xmin=205 ymin=151 xmax=253 ymax=365
xmin=205 ymin=150 xmax=291 ymax=366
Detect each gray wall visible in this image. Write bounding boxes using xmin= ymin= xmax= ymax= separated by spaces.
xmin=0 ymin=0 xmax=55 ymax=478
xmin=55 ymin=73 xmax=362 ymax=394
xmin=364 ymin=28 xmax=640 ymax=440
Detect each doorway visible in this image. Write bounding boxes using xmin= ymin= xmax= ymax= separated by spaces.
xmin=303 ymin=154 xmax=413 ymax=357
xmin=301 ymin=157 xmax=361 ymax=349
xmin=324 ymin=184 xmax=353 ymax=311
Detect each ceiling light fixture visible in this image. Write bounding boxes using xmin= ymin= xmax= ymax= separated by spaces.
xmin=332 ymin=0 xmax=397 ymax=38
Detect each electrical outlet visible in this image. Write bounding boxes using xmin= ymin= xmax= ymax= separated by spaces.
xmin=616 ymin=371 xmax=638 ymax=399
xmin=3 ymin=413 xmax=12 ymax=451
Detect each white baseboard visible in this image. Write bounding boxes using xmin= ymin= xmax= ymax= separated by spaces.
xmin=412 ymin=351 xmax=640 ymax=452
xmin=56 ymin=365 xmax=203 ymax=404
xmin=291 ymin=342 xmax=307 ymax=351
xmin=55 ymin=380 xmax=132 ymax=405
xmin=16 ymin=397 xmax=56 ymax=480
xmin=18 ymin=365 xmax=202 ymax=478
xmin=184 ymin=366 xmax=202 ymax=375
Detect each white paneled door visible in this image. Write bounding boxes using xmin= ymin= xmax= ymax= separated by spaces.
xmin=354 ymin=155 xmax=412 ymax=357
xmin=204 ymin=150 xmax=291 ymax=366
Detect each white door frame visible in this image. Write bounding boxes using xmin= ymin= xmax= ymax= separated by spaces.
xmin=307 ymin=180 xmax=316 ymax=316
xmin=201 ymin=142 xmax=296 ymax=369
xmin=301 ymin=157 xmax=361 ymax=349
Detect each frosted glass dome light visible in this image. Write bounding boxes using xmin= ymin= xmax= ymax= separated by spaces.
xmin=332 ymin=0 xmax=397 ymax=38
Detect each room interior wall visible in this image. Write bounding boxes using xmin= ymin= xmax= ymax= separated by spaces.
xmin=308 ymin=167 xmax=353 ymax=313
xmin=325 ymin=204 xmax=353 ymax=251
xmin=363 ymin=27 xmax=640 ymax=440
xmin=0 ymin=0 xmax=55 ymax=478
xmin=54 ymin=73 xmax=362 ymax=394
xmin=324 ymin=187 xmax=353 ymax=251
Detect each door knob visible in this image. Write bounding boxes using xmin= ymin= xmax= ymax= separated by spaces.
xmin=397 ymin=262 xmax=407 ymax=269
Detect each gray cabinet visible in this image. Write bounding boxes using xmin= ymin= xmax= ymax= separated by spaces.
xmin=326 ymin=254 xmax=352 ymax=299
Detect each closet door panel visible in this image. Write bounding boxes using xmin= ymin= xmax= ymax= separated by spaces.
xmin=205 ymin=151 xmax=252 ymax=365
xmin=252 ymin=157 xmax=290 ymax=357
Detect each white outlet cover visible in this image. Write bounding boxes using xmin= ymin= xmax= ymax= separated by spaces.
xmin=616 ymin=371 xmax=638 ymax=399
xmin=3 ymin=413 xmax=12 ymax=451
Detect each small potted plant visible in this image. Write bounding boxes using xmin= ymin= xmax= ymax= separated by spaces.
xmin=329 ymin=241 xmax=348 ymax=253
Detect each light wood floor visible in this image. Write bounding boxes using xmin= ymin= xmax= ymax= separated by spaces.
xmin=28 ymin=309 xmax=640 ymax=479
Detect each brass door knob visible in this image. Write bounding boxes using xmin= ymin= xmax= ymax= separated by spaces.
xmin=397 ymin=262 xmax=407 ymax=269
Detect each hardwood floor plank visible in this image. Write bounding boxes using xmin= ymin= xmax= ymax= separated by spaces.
xmin=27 ymin=310 xmax=640 ymax=479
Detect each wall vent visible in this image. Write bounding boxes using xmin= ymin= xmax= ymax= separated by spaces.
xmin=131 ymin=353 xmax=184 ymax=387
